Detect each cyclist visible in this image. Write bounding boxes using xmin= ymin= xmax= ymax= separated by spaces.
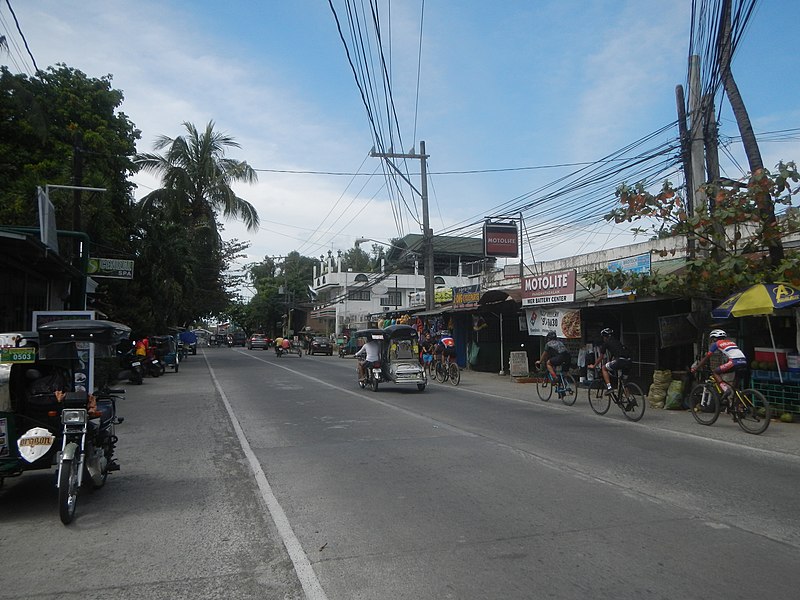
xmin=434 ymin=332 xmax=457 ymax=369
xmin=535 ymin=331 xmax=571 ymax=389
xmin=589 ymin=328 xmax=632 ymax=395
xmin=691 ymin=329 xmax=747 ymax=398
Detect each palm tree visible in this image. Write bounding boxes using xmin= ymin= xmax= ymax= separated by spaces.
xmin=134 ymin=121 xmax=260 ymax=234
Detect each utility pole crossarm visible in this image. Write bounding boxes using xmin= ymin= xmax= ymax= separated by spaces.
xmin=369 ymin=141 xmax=434 ymax=310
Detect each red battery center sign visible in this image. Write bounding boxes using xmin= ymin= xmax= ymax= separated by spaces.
xmin=521 ymin=270 xmax=576 ymax=306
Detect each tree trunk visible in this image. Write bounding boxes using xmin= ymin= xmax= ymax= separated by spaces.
xmin=719 ymin=0 xmax=783 ymax=265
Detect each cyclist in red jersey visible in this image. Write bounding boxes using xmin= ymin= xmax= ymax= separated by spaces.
xmin=691 ymin=329 xmax=748 ymax=398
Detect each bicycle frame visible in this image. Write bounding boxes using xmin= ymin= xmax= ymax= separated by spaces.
xmin=689 ymin=374 xmax=771 ymax=434
xmin=586 ymin=367 xmax=645 ymax=422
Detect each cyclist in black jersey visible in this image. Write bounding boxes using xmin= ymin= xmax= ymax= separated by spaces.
xmin=588 ymin=328 xmax=632 ymax=395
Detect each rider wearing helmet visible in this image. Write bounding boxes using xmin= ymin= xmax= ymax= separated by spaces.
xmin=535 ymin=331 xmax=571 ymax=386
xmin=588 ymin=328 xmax=632 ymax=395
xmin=691 ymin=329 xmax=747 ymax=397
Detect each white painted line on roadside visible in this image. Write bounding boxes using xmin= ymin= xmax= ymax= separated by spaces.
xmin=204 ymin=354 xmax=329 ymax=600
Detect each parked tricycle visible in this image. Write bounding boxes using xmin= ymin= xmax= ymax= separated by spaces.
xmin=0 ymin=319 xmax=131 ymax=524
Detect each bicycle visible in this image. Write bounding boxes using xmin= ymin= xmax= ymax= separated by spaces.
xmin=688 ymin=373 xmax=771 ymax=435
xmin=586 ymin=366 xmax=645 ymax=422
xmin=434 ymin=356 xmax=460 ymax=386
xmin=535 ymin=367 xmax=577 ymax=406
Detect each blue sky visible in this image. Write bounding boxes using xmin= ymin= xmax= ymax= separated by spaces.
xmin=4 ymin=0 xmax=800 ymax=279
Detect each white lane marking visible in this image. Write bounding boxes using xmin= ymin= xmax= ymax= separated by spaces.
xmin=204 ymin=354 xmax=329 ymax=600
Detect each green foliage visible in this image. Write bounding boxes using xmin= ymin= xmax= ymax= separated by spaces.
xmin=587 ymin=163 xmax=800 ymax=298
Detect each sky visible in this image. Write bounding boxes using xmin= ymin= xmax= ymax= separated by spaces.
xmin=3 ymin=0 xmax=800 ymax=285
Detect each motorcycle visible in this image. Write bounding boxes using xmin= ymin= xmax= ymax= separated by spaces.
xmin=57 ymin=386 xmax=124 ymax=524
xmin=1 ymin=319 xmax=130 ymax=524
xmin=118 ymin=346 xmax=144 ymax=385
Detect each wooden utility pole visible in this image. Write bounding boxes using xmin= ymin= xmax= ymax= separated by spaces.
xmin=370 ymin=141 xmax=435 ymax=310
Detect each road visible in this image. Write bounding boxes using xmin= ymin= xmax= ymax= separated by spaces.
xmin=2 ymin=347 xmax=799 ymax=599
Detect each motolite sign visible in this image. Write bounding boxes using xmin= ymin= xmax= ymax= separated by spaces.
xmin=521 ymin=270 xmax=576 ymax=306
xmin=483 ymin=221 xmax=518 ymax=257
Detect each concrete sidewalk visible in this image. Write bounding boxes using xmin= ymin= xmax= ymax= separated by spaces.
xmin=453 ymin=367 xmax=800 ymax=458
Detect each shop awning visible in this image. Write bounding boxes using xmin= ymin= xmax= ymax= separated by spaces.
xmin=414 ymin=306 xmax=452 ymax=317
xmin=478 ymin=288 xmax=522 ymax=306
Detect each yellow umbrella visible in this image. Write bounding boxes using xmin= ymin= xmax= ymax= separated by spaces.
xmin=712 ymin=283 xmax=800 ymax=382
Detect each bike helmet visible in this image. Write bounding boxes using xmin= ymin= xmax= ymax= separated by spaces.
xmin=709 ymin=329 xmax=726 ymax=339
xmin=600 ymin=327 xmax=613 ymax=337
xmin=546 ymin=331 xmax=557 ymax=340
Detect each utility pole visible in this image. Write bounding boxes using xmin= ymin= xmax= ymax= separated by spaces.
xmin=370 ymin=141 xmax=434 ymax=310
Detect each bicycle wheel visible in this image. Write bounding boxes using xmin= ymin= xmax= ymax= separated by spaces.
xmin=734 ymin=388 xmax=771 ymax=435
xmin=560 ymin=373 xmax=577 ymax=406
xmin=688 ymin=383 xmax=721 ymax=425
xmin=536 ymin=374 xmax=553 ymax=401
xmin=448 ymin=362 xmax=460 ymax=386
xmin=588 ymin=384 xmax=610 ymax=414
xmin=435 ymin=362 xmax=448 ymax=383
xmin=620 ymin=382 xmax=646 ymax=422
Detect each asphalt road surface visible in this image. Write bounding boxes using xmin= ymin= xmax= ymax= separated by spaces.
xmin=2 ymin=347 xmax=799 ymax=599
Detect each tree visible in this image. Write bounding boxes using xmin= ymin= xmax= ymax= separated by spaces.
xmin=717 ymin=0 xmax=783 ymax=266
xmin=134 ymin=121 xmax=260 ymax=235
xmin=586 ymin=163 xmax=800 ymax=299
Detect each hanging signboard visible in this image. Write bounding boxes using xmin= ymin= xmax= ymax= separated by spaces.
xmin=607 ymin=253 xmax=650 ymax=298
xmin=452 ymin=284 xmax=481 ymax=309
xmin=525 ymin=307 xmax=582 ymax=339
xmin=521 ymin=270 xmax=576 ymax=306
xmin=483 ymin=221 xmax=518 ymax=257
xmin=88 ymin=257 xmax=135 ymax=279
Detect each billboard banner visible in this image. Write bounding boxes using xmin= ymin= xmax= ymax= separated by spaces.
xmin=483 ymin=221 xmax=518 ymax=257
xmin=452 ymin=284 xmax=481 ymax=309
xmin=525 ymin=307 xmax=582 ymax=339
xmin=607 ymin=253 xmax=651 ymax=298
xmin=521 ymin=270 xmax=576 ymax=306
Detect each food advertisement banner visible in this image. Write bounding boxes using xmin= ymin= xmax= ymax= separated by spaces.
xmin=525 ymin=307 xmax=582 ymax=339
xmin=521 ymin=270 xmax=576 ymax=306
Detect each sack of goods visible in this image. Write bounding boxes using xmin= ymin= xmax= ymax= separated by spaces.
xmin=647 ymin=369 xmax=672 ymax=409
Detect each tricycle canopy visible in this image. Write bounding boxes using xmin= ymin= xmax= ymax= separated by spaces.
xmin=355 ymin=329 xmax=387 ymax=342
xmin=37 ymin=319 xmax=131 ymax=358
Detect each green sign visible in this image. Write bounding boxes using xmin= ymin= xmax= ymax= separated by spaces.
xmin=88 ymin=257 xmax=134 ymax=279
xmin=0 ymin=347 xmax=36 ymax=363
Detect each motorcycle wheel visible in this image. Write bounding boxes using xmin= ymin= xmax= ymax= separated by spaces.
xmin=58 ymin=458 xmax=80 ymax=524
xmin=371 ymin=375 xmax=379 ymax=392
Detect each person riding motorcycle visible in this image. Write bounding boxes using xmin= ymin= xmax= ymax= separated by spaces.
xmin=356 ymin=338 xmax=382 ymax=382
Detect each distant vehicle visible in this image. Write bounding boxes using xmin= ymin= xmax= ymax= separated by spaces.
xmin=230 ymin=331 xmax=247 ymax=347
xmin=309 ymin=336 xmax=333 ymax=356
xmin=247 ymin=334 xmax=269 ymax=350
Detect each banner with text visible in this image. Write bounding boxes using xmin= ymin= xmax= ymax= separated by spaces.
xmin=607 ymin=253 xmax=650 ymax=298
xmin=525 ymin=307 xmax=582 ymax=339
xmin=521 ymin=269 xmax=576 ymax=306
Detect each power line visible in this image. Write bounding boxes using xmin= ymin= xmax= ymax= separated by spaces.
xmin=3 ymin=0 xmax=38 ymax=73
